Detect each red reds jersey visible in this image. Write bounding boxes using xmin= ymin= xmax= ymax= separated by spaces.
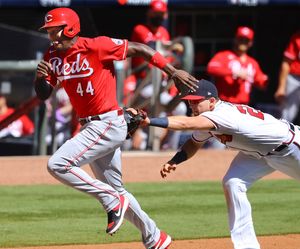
xmin=44 ymin=36 xmax=128 ymax=118
xmin=207 ymin=50 xmax=268 ymax=104
xmin=283 ymin=31 xmax=300 ymax=76
xmin=131 ymin=24 xmax=170 ymax=78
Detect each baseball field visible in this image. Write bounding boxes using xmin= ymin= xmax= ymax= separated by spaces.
xmin=1 ymin=150 xmax=300 ymax=249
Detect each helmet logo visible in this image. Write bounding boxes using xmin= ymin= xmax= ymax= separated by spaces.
xmin=45 ymin=14 xmax=53 ymax=23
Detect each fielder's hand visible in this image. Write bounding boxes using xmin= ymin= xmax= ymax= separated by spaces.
xmin=36 ymin=60 xmax=52 ymax=79
xmin=160 ymin=162 xmax=177 ymax=179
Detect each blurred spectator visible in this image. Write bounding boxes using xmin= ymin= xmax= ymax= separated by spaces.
xmin=45 ymin=87 xmax=73 ymax=147
xmin=127 ymin=0 xmax=186 ymax=150
xmin=207 ymin=26 xmax=268 ymax=105
xmin=206 ymin=26 xmax=268 ymax=148
xmin=131 ymin=0 xmax=170 ymax=78
xmin=0 ymin=94 xmax=34 ymax=138
xmin=274 ymin=30 xmax=300 ymax=123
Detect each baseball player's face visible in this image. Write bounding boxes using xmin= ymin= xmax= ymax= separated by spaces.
xmin=235 ymin=37 xmax=252 ymax=53
xmin=147 ymin=10 xmax=167 ymax=27
xmin=46 ymin=26 xmax=68 ymax=51
xmin=188 ymin=99 xmax=211 ymax=116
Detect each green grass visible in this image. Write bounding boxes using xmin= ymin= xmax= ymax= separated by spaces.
xmin=0 ymin=180 xmax=300 ymax=247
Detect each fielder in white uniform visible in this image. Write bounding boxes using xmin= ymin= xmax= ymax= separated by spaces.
xmin=143 ymin=79 xmax=300 ymax=249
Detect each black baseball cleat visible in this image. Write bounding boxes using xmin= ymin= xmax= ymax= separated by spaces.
xmin=106 ymin=195 xmax=129 ymax=235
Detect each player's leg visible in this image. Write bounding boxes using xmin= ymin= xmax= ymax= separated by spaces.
xmin=281 ymin=74 xmax=300 ymax=122
xmin=222 ymin=152 xmax=275 ymax=249
xmin=90 ymin=148 xmax=170 ymax=249
xmin=47 ymin=117 xmax=127 ymax=213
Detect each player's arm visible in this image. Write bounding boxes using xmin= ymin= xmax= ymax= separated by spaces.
xmin=140 ymin=114 xmax=215 ymax=178
xmin=274 ymin=57 xmax=291 ymax=104
xmin=142 ymin=114 xmax=215 ymax=131
xmin=253 ymin=61 xmax=268 ymax=89
xmin=34 ymin=60 xmax=54 ymax=100
xmin=207 ymin=53 xmax=232 ymax=77
xmin=160 ymin=137 xmax=202 ymax=178
xmin=127 ymin=41 xmax=198 ymax=92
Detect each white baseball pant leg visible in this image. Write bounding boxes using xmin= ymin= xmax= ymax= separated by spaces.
xmin=90 ymin=148 xmax=160 ymax=248
xmin=223 ymin=152 xmax=275 ymax=249
xmin=47 ymin=115 xmax=127 ymax=212
xmin=281 ymin=74 xmax=300 ymax=122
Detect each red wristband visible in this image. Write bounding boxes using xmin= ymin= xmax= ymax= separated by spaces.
xmin=149 ymin=52 xmax=168 ymax=69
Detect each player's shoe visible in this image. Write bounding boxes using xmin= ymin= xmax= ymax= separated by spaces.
xmin=149 ymin=231 xmax=172 ymax=249
xmin=106 ymin=195 xmax=129 ymax=235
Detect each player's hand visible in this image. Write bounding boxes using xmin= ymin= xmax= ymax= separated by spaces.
xmin=36 ymin=60 xmax=52 ymax=79
xmin=235 ymin=68 xmax=248 ymax=80
xmin=160 ymin=162 xmax=177 ymax=179
xmin=274 ymin=88 xmax=286 ymax=104
xmin=140 ymin=117 xmax=150 ymax=127
xmin=170 ymin=42 xmax=184 ymax=53
xmin=125 ymin=107 xmax=138 ymax=115
xmin=171 ymin=69 xmax=198 ymax=93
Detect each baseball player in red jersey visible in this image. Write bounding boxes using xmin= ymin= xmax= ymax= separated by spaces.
xmin=35 ymin=7 xmax=197 ymax=249
xmin=131 ymin=0 xmax=170 ymax=79
xmin=142 ymin=79 xmax=300 ymax=249
xmin=207 ymin=26 xmax=268 ymax=105
xmin=130 ymin=0 xmax=187 ymax=150
xmin=274 ymin=30 xmax=300 ymax=122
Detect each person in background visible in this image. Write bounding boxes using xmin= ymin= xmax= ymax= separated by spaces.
xmin=274 ymin=30 xmax=300 ymax=123
xmin=206 ymin=26 xmax=268 ymax=148
xmin=207 ymin=26 xmax=268 ymax=105
xmin=0 ymin=94 xmax=34 ymax=138
xmin=129 ymin=0 xmax=186 ymax=150
xmin=45 ymin=87 xmax=73 ymax=147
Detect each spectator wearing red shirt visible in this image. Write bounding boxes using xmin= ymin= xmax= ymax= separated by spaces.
xmin=0 ymin=94 xmax=34 ymax=138
xmin=128 ymin=0 xmax=186 ymax=150
xmin=274 ymin=31 xmax=300 ymax=123
xmin=207 ymin=26 xmax=268 ymax=105
xmin=131 ymin=0 xmax=170 ymax=79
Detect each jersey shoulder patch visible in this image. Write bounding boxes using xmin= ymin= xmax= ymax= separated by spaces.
xmin=111 ymin=38 xmax=124 ymax=45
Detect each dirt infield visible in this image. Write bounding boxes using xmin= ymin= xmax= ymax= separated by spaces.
xmin=1 ymin=150 xmax=298 ymax=249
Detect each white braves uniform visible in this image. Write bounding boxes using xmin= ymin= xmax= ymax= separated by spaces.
xmin=193 ymin=101 xmax=300 ymax=249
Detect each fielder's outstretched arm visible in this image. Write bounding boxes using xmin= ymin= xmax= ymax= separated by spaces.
xmin=140 ymin=114 xmax=215 ymax=178
xmin=127 ymin=41 xmax=198 ymax=92
xmin=160 ymin=138 xmax=202 ymax=178
xmin=142 ymin=115 xmax=216 ymax=131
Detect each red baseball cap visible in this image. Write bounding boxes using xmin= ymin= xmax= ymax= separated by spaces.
xmin=181 ymin=79 xmax=218 ymax=100
xmin=235 ymin=26 xmax=254 ymax=41
xmin=150 ymin=0 xmax=168 ymax=13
